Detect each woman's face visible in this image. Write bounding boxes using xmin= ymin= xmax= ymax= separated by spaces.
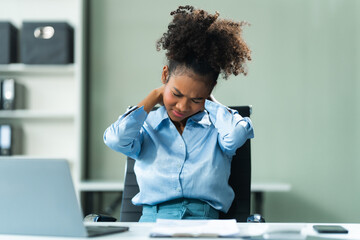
xmin=161 ymin=66 xmax=211 ymax=125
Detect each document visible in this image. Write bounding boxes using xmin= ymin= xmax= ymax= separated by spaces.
xmin=149 ymin=219 xmax=240 ymax=238
xmin=150 ymin=219 xmax=308 ymax=239
xmin=257 ymin=224 xmax=306 ymax=240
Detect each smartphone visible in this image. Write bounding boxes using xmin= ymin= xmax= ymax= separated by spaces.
xmin=313 ymin=225 xmax=348 ymax=234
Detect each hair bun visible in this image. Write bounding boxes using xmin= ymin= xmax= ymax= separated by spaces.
xmin=157 ymin=5 xmax=251 ymax=79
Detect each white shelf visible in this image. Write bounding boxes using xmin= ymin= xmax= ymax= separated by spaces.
xmin=0 ymin=155 xmax=71 ymax=159
xmin=0 ymin=64 xmax=75 ymax=75
xmin=251 ymin=182 xmax=291 ymax=192
xmin=78 ymin=181 xmax=125 ymax=192
xmin=77 ymin=181 xmax=292 ymax=193
xmin=0 ymin=110 xmax=74 ymax=120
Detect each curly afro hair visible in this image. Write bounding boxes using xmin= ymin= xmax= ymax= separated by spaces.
xmin=156 ymin=5 xmax=251 ymax=87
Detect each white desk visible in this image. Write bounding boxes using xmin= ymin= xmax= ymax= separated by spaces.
xmin=0 ymin=222 xmax=359 ymax=240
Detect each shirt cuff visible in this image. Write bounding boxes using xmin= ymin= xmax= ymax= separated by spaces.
xmin=123 ymin=105 xmax=139 ymax=117
xmin=119 ymin=105 xmax=147 ymax=122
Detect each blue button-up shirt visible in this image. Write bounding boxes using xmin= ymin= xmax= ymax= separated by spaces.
xmin=104 ymin=100 xmax=254 ymax=213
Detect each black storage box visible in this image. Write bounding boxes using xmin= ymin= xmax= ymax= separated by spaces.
xmin=0 ymin=22 xmax=18 ymax=64
xmin=20 ymin=22 xmax=74 ymax=64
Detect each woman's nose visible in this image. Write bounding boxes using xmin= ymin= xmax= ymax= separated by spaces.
xmin=177 ymin=98 xmax=189 ymax=112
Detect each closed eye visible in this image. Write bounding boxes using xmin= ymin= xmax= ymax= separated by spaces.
xmin=192 ymin=99 xmax=202 ymax=104
xmin=172 ymin=87 xmax=203 ymax=103
xmin=172 ymin=91 xmax=182 ymax=97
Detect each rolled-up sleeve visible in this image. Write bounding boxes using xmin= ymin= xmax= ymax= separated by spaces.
xmin=205 ymin=100 xmax=254 ymax=157
xmin=103 ymin=106 xmax=148 ymax=158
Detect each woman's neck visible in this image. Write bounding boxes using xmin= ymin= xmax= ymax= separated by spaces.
xmin=172 ymin=119 xmax=187 ymax=135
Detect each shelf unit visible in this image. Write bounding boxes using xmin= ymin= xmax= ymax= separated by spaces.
xmin=0 ymin=110 xmax=74 ymax=119
xmin=0 ymin=0 xmax=86 ymax=198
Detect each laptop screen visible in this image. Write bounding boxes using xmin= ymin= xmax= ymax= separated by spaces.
xmin=0 ymin=158 xmax=88 ymax=237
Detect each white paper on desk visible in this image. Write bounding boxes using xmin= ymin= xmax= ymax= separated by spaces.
xmin=149 ymin=219 xmax=240 ymax=237
xmin=250 ymin=224 xmax=307 ymax=240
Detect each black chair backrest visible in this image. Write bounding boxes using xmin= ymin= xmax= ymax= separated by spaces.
xmin=119 ymin=106 xmax=251 ymax=222
xmin=119 ymin=158 xmax=142 ymax=222
xmin=219 ymin=106 xmax=251 ymax=222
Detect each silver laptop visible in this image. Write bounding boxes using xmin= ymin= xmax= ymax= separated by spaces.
xmin=0 ymin=158 xmax=128 ymax=237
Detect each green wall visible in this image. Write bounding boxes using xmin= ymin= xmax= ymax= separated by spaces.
xmin=89 ymin=0 xmax=360 ymax=222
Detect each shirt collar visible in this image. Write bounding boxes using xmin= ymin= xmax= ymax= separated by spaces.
xmin=148 ymin=106 xmax=211 ymax=129
xmin=146 ymin=106 xmax=169 ymax=129
xmin=188 ymin=110 xmax=212 ymax=127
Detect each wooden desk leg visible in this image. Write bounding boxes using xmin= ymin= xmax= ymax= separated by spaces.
xmin=254 ymin=192 xmax=263 ymax=214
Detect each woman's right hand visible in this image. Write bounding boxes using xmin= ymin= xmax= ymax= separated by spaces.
xmin=137 ymin=85 xmax=165 ymax=113
xmin=154 ymin=85 xmax=165 ymax=106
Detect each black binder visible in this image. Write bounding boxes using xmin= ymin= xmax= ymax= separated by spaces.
xmin=0 ymin=124 xmax=12 ymax=156
xmin=0 ymin=22 xmax=17 ymax=64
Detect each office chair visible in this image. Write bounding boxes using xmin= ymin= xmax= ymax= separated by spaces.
xmin=119 ymin=106 xmax=252 ymax=222
xmin=119 ymin=158 xmax=143 ymax=222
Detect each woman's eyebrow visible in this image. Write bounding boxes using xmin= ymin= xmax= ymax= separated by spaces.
xmin=173 ymin=87 xmax=204 ymax=100
xmin=173 ymin=87 xmax=183 ymax=95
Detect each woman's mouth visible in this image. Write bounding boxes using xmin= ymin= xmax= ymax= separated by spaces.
xmin=172 ymin=110 xmax=184 ymax=118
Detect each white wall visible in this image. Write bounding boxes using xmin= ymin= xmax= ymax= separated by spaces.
xmin=89 ymin=0 xmax=360 ymax=222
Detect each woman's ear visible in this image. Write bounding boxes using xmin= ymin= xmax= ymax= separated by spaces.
xmin=161 ymin=65 xmax=169 ymax=84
